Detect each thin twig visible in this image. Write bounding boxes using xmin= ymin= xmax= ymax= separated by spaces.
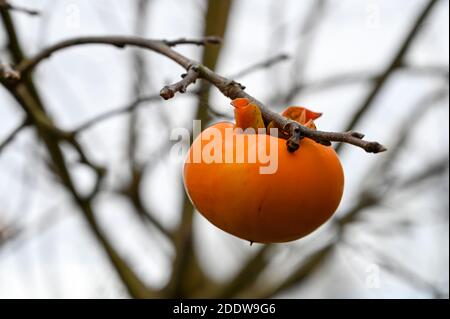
xmin=282 ymin=0 xmax=327 ymax=105
xmin=0 ymin=0 xmax=39 ymax=16
xmin=213 ymin=245 xmax=272 ymax=298
xmin=72 ymin=94 xmax=161 ymax=133
xmin=160 ymin=67 xmax=199 ymax=100
xmin=0 ymin=118 xmax=28 ymax=153
xmin=163 ymin=36 xmax=222 ymax=47
xmin=377 ymin=88 xmax=448 ymax=174
xmin=231 ymin=53 xmax=290 ymax=79
xmin=399 ymin=63 xmax=449 ymax=79
xmin=117 ymin=163 xmax=174 ymax=241
xmin=270 ymin=64 xmax=448 ymax=104
xmin=399 ymin=156 xmax=449 ymax=189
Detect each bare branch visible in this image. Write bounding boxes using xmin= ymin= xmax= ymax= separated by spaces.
xmin=0 ymin=1 xmax=39 ymax=16
xmin=72 ymin=94 xmax=161 ymax=134
xmin=347 ymin=241 xmax=447 ymax=298
xmin=1 ymin=11 xmax=157 ymax=298
xmin=163 ymin=36 xmax=222 ymax=47
xmin=160 ymin=66 xmax=199 ymax=99
xmin=13 ymin=35 xmax=386 ymax=153
xmin=0 ymin=118 xmax=28 ymax=153
xmin=16 ymin=36 xmax=220 ymax=76
xmin=273 ymin=72 xmax=378 ymax=103
xmin=399 ymin=63 xmax=449 ymax=79
xmin=377 ymin=88 xmax=448 ymax=173
xmin=213 ymin=245 xmax=272 ymax=298
xmin=399 ymin=156 xmax=449 ymax=188
xmin=0 ymin=62 xmax=20 ymax=84
xmin=336 ymin=0 xmax=439 ymax=153
xmin=270 ymin=64 xmax=447 ymax=105
xmin=0 ymin=221 xmax=20 ymax=248
xmin=338 ymin=89 xmax=449 ymax=226
xmin=200 ymin=66 xmax=387 ymax=152
xmin=281 ymin=0 xmax=327 ymax=105
xmin=117 ymin=164 xmax=174 ymax=242
xmin=231 ymin=53 xmax=290 ymax=79
xmin=255 ymin=242 xmax=335 ymax=298
xmin=0 ymin=204 xmax=63 ymax=252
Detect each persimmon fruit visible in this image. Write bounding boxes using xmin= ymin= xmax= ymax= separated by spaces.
xmin=183 ymin=98 xmax=344 ymax=243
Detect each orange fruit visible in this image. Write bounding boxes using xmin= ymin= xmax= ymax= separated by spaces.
xmin=183 ymin=99 xmax=344 ymax=243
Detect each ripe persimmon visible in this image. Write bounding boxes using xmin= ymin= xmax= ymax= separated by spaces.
xmin=183 ymin=98 xmax=344 ymax=243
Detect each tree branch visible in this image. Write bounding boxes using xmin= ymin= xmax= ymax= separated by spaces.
xmin=163 ymin=36 xmax=222 ymax=47
xmin=160 ymin=66 xmax=199 ymax=99
xmin=117 ymin=164 xmax=174 ymax=241
xmin=213 ymin=245 xmax=272 ymax=298
xmin=0 ymin=62 xmax=21 ymax=83
xmin=16 ymin=36 xmax=200 ymax=76
xmin=0 ymin=0 xmax=39 ymax=16
xmin=231 ymin=53 xmax=290 ymax=79
xmin=72 ymin=94 xmax=161 ymax=133
xmin=0 ymin=11 xmax=156 ymax=298
xmin=66 ymin=51 xmax=298 ymax=130
xmin=281 ymin=0 xmax=327 ymax=105
xmin=269 ymin=64 xmax=447 ymax=104
xmin=336 ymin=0 xmax=439 ymax=153
xmin=0 ymin=118 xmax=28 ymax=153
xmin=12 ymin=35 xmax=386 ymax=153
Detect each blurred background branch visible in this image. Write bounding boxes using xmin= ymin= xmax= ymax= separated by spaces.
xmin=0 ymin=0 xmax=39 ymax=16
